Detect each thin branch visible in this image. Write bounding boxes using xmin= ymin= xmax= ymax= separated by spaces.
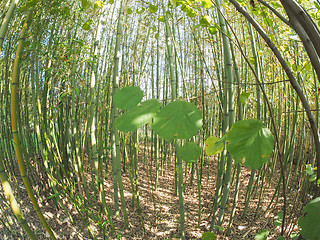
xmin=257 ymin=0 xmax=292 ymax=27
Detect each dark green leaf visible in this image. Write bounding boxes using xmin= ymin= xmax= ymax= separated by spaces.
xmin=299 ymin=197 xmax=320 ymax=240
xmin=115 ymin=99 xmax=161 ymax=132
xmin=178 ymin=142 xmax=201 ymax=163
xmin=254 ymin=230 xmax=269 ymax=240
xmin=226 ymin=119 xmax=274 ymax=169
xmin=201 ymin=232 xmax=216 ymax=240
xmin=114 ymin=86 xmax=144 ymax=110
xmin=152 ymin=100 xmax=202 ymax=141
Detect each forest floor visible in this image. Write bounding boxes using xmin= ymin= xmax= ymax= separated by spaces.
xmin=0 ymin=149 xmax=303 ymax=240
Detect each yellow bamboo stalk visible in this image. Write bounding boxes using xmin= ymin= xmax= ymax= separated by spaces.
xmin=0 ymin=157 xmax=37 ymax=239
xmin=10 ymin=11 xmax=57 ymax=240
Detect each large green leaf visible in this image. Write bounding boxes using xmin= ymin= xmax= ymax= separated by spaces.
xmin=115 ymin=99 xmax=161 ymax=132
xmin=226 ymin=119 xmax=274 ymax=169
xmin=152 ymin=100 xmax=202 ymax=141
xmin=114 ymin=86 xmax=144 ymax=110
xmin=298 ymin=197 xmax=320 ymax=240
xmin=178 ymin=142 xmax=201 ymax=163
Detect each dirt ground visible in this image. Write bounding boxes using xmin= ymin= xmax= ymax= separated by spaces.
xmin=0 ymin=150 xmax=303 ymax=240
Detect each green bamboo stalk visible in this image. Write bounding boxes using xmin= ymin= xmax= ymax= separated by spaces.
xmin=215 ymin=0 xmax=235 ymax=226
xmin=110 ymin=0 xmax=128 ymax=228
xmin=162 ymin=2 xmax=186 ymax=238
xmin=0 ymin=0 xmax=19 ymax=53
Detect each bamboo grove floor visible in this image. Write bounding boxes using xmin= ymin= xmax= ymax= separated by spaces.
xmin=0 ymin=150 xmax=303 ymax=239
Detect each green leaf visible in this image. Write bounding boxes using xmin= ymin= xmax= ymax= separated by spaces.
xmin=158 ymin=16 xmax=165 ymax=22
xmin=155 ymin=33 xmax=159 ymax=39
xmin=126 ymin=8 xmax=133 ymax=14
xmin=108 ymin=0 xmax=114 ymax=4
xmin=212 ymin=225 xmax=224 ymax=231
xmin=149 ymin=4 xmax=158 ymax=13
xmin=290 ymin=233 xmax=300 ymax=240
xmin=115 ymin=99 xmax=161 ymax=132
xmin=187 ymin=9 xmax=197 ymax=17
xmin=200 ymin=16 xmax=212 ymax=26
xmin=181 ymin=3 xmax=191 ymax=12
xmin=275 ymin=219 xmax=282 ymax=226
xmin=277 ymin=212 xmax=283 ymax=221
xmin=274 ymin=212 xmax=283 ymax=227
xmin=202 ymin=0 xmax=213 ymax=8
xmin=254 ymin=230 xmax=269 ymax=240
xmin=81 ymin=0 xmax=91 ymax=9
xmin=226 ymin=119 xmax=274 ymax=169
xmin=96 ymin=1 xmax=104 ymax=7
xmin=152 ymin=100 xmax=203 ymax=141
xmin=137 ymin=7 xmax=145 ymax=14
xmin=113 ymin=86 xmax=144 ymax=110
xmin=202 ymin=231 xmax=216 ymax=239
xmin=277 ymin=237 xmax=286 ymax=240
xmin=306 ymin=164 xmax=314 ymax=175
xmin=62 ymin=6 xmax=71 ymax=16
xmin=309 ymin=174 xmax=317 ymax=182
xmin=178 ymin=142 xmax=201 ymax=163
xmin=82 ymin=19 xmax=93 ymax=31
xmin=239 ymin=92 xmax=250 ymax=104
xmin=47 ymin=193 xmax=59 ymax=200
xmin=249 ymin=56 xmax=256 ymax=65
xmin=152 ymin=25 xmax=157 ymax=32
xmin=201 ymin=232 xmax=216 ymax=240
xmin=205 ymin=136 xmax=224 ymax=155
xmin=299 ymin=197 xmax=320 ymax=240
xmin=208 ymin=26 xmax=217 ymax=35
xmin=275 ymin=212 xmax=283 ymax=226
xmin=170 ymin=0 xmax=177 ymax=7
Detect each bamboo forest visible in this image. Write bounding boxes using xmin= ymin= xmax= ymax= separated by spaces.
xmin=1 ymin=0 xmax=320 ymax=239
